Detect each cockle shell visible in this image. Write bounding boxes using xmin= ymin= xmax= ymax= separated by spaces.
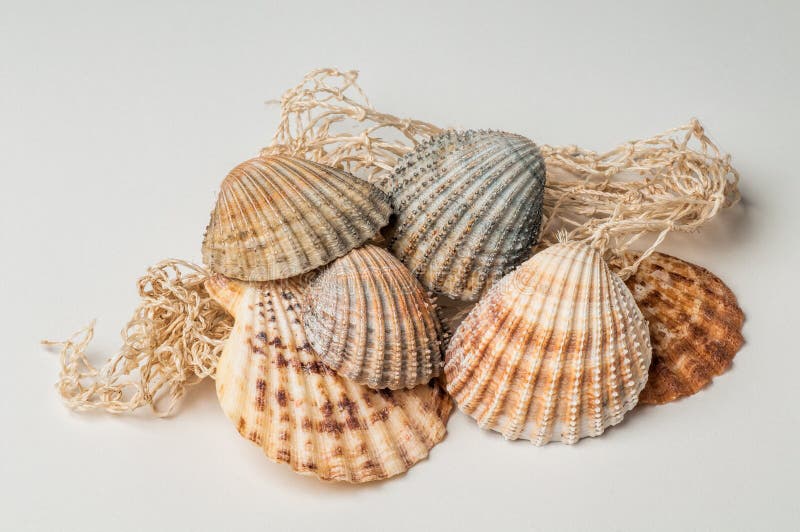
xmin=444 ymin=241 xmax=652 ymax=445
xmin=202 ymin=155 xmax=391 ymax=281
xmin=206 ymin=274 xmax=452 ymax=483
xmin=389 ymin=130 xmax=546 ymax=301
xmin=624 ymin=252 xmax=744 ymax=405
xmin=303 ymin=245 xmax=444 ymax=390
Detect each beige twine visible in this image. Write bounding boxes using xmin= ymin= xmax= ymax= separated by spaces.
xmin=44 ymin=260 xmax=231 ymax=415
xmin=46 ymin=67 xmax=740 ymax=414
xmin=262 ymin=68 xmax=740 ymax=277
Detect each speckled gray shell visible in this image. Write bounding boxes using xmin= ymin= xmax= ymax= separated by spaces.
xmin=389 ymin=130 xmax=546 ymax=301
xmin=304 ymin=245 xmax=444 ymax=390
xmin=202 ymin=156 xmax=391 ymax=282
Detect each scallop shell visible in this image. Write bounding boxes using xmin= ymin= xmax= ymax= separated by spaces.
xmin=444 ymin=242 xmax=652 ymax=445
xmin=202 ymin=155 xmax=391 ymax=281
xmin=625 ymin=252 xmax=744 ymax=405
xmin=206 ymin=274 xmax=452 ymax=482
xmin=389 ymin=130 xmax=546 ymax=301
xmin=304 ymin=245 xmax=444 ymax=390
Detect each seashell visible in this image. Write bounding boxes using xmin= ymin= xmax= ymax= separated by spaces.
xmin=389 ymin=130 xmax=546 ymax=301
xmin=444 ymin=241 xmax=652 ymax=445
xmin=206 ymin=274 xmax=452 ymax=483
xmin=435 ymin=294 xmax=476 ymax=338
xmin=304 ymin=245 xmax=444 ymax=390
xmin=202 ymin=155 xmax=391 ymax=281
xmin=624 ymin=252 xmax=744 ymax=405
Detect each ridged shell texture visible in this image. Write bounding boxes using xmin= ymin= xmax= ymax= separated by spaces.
xmin=390 ymin=130 xmax=546 ymax=301
xmin=203 ymin=155 xmax=391 ymax=281
xmin=445 ymin=242 xmax=652 ymax=445
xmin=207 ymin=274 xmax=452 ymax=482
xmin=625 ymin=252 xmax=744 ymax=405
xmin=304 ymin=245 xmax=444 ymax=390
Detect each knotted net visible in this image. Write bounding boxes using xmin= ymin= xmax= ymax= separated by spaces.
xmin=46 ymin=68 xmax=740 ymax=414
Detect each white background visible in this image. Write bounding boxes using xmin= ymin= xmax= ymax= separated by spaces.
xmin=2 ymin=1 xmax=798 ymax=530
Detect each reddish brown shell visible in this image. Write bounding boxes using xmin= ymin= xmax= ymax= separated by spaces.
xmin=625 ymin=252 xmax=745 ymax=405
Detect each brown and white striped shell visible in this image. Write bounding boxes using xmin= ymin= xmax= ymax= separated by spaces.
xmin=202 ymin=155 xmax=391 ymax=281
xmin=206 ymin=274 xmax=452 ymax=483
xmin=445 ymin=241 xmax=652 ymax=445
xmin=303 ymin=245 xmax=444 ymax=390
xmin=389 ymin=130 xmax=546 ymax=301
xmin=625 ymin=252 xmax=744 ymax=405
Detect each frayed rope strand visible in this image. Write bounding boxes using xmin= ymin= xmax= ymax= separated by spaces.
xmin=43 ymin=260 xmax=232 ymax=415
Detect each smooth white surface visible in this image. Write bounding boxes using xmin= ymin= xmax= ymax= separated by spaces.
xmin=1 ymin=1 xmax=798 ymax=530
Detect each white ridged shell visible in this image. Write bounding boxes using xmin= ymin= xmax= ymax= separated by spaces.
xmin=202 ymin=155 xmax=391 ymax=281
xmin=390 ymin=130 xmax=546 ymax=301
xmin=444 ymin=242 xmax=652 ymax=445
xmin=206 ymin=274 xmax=452 ymax=482
xmin=304 ymin=245 xmax=444 ymax=390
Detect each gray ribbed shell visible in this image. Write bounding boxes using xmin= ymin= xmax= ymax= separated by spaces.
xmin=389 ymin=130 xmax=545 ymax=301
xmin=303 ymin=245 xmax=444 ymax=390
